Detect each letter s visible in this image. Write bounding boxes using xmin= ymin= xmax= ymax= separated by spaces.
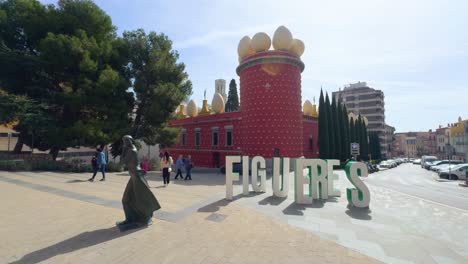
xmin=345 ymin=162 xmax=370 ymax=208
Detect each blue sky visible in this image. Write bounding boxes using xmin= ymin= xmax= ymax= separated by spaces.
xmin=41 ymin=0 xmax=468 ymax=132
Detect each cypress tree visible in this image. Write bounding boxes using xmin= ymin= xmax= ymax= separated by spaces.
xmin=362 ymin=121 xmax=369 ymax=160
xmin=342 ymin=104 xmax=350 ymax=160
xmin=318 ymin=89 xmax=328 ymax=158
xmin=337 ymin=101 xmax=345 ymax=161
xmin=376 ymin=134 xmax=382 ymax=160
xmin=225 ymin=79 xmax=240 ymax=112
xmin=332 ymin=97 xmax=341 ymax=159
xmin=325 ymin=93 xmax=334 ymax=159
xmin=349 ymin=118 xmax=355 ymax=145
xmin=358 ymin=116 xmax=368 ymax=160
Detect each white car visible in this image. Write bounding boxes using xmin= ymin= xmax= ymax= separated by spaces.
xmin=413 ymin=159 xmax=421 ymax=164
xmin=379 ymin=161 xmax=392 ymax=169
xmin=431 ymin=164 xmax=459 ymax=173
xmin=438 ymin=164 xmax=468 ymax=180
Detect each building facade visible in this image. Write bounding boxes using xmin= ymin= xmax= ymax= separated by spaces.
xmin=167 ymin=26 xmax=318 ymax=168
xmin=450 ymin=117 xmax=468 ymax=161
xmin=436 ymin=126 xmax=450 ymax=159
xmin=332 ymin=82 xmax=391 ymax=158
xmin=214 ymin=79 xmax=227 ymax=103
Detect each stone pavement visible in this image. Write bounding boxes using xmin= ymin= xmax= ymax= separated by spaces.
xmin=231 ymin=168 xmax=468 ymax=264
xmin=0 ymin=171 xmax=376 ymax=264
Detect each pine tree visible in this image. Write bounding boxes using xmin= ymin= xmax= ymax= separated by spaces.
xmin=225 ymin=79 xmax=239 ymax=112
xmin=318 ymin=89 xmax=328 ymax=158
xmin=325 ymin=93 xmax=334 ymax=159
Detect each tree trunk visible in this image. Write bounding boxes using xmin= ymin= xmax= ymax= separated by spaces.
xmin=13 ymin=134 xmax=24 ymax=153
xmin=50 ymin=147 xmax=59 ymax=161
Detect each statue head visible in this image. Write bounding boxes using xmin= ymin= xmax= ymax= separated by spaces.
xmin=122 ymin=135 xmax=134 ymax=148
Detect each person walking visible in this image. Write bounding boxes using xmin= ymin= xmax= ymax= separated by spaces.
xmin=174 ymin=155 xmax=184 ymax=180
xmin=161 ymin=152 xmax=171 ymax=186
xmin=141 ymin=156 xmax=149 ymax=173
xmin=88 ymin=152 xmax=99 ymax=182
xmin=184 ymin=155 xmax=193 ymax=181
xmin=96 ymin=147 xmax=107 ymax=181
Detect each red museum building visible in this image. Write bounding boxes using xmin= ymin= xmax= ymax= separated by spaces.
xmin=167 ymin=26 xmax=319 ymax=168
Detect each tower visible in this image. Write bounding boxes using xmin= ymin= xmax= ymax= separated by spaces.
xmin=215 ymin=79 xmax=227 ymax=102
xmin=237 ymin=26 xmax=305 ymax=158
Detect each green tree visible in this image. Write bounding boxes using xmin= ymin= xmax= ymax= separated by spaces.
xmin=369 ymin=132 xmax=382 ymax=161
xmin=109 ymin=29 xmax=192 ymax=157
xmin=225 ymin=79 xmax=239 ymax=112
xmin=331 ymin=96 xmax=340 ymax=159
xmin=337 ymin=100 xmax=346 ymax=161
xmin=318 ymin=89 xmax=328 ymax=158
xmin=0 ymin=0 xmax=134 ymax=159
xmin=342 ymin=104 xmax=350 ymax=160
xmin=349 ymin=118 xmax=355 ymax=145
xmin=362 ymin=120 xmax=369 ymax=160
xmin=325 ymin=93 xmax=334 ymax=159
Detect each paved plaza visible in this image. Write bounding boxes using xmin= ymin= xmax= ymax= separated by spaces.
xmin=0 ymin=164 xmax=467 ymax=263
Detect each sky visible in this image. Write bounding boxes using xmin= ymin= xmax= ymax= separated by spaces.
xmin=40 ymin=0 xmax=468 ymax=132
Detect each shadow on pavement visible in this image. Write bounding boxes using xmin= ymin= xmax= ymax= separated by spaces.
xmin=197 ymin=192 xmax=263 ymax=213
xmin=258 ymin=196 xmax=287 ymax=206
xmin=283 ymin=201 xmax=325 ymax=215
xmin=66 ymin=179 xmax=89 ymax=183
xmin=10 ymin=226 xmax=140 ymax=264
xmin=345 ymin=207 xmax=372 ymax=220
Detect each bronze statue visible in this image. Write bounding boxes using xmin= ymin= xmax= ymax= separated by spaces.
xmin=117 ymin=135 xmax=161 ymax=231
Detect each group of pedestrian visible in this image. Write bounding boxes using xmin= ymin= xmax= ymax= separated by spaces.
xmin=159 ymin=149 xmax=193 ymax=187
xmin=87 ymin=145 xmax=194 ymax=186
xmin=174 ymin=154 xmax=192 ymax=181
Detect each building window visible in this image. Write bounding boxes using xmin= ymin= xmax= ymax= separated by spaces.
xmin=195 ymin=128 xmax=201 ymax=146
xmin=212 ymin=127 xmax=219 ymax=146
xmin=181 ymin=129 xmax=186 ymax=146
xmin=309 ymin=136 xmax=313 ymax=151
xmin=225 ymin=125 xmax=233 ymax=146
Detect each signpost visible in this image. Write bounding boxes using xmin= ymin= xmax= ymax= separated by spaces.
xmin=351 ymin=142 xmax=360 ymax=160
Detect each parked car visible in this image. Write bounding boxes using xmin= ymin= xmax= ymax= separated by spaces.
xmin=431 ymin=164 xmax=459 ymax=173
xmin=379 ymin=161 xmax=392 ymax=169
xmin=366 ymin=163 xmax=379 ymax=173
xmin=438 ymin=164 xmax=468 ymax=180
xmin=421 ymin=156 xmax=437 ymax=168
xmin=423 ymin=160 xmax=440 ymax=170
xmin=412 ymin=159 xmax=421 ymax=164
xmin=429 ymin=160 xmax=463 ymax=171
xmin=387 ymin=159 xmax=397 ymax=168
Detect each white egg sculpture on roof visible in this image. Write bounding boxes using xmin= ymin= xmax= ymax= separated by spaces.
xmin=303 ymin=100 xmax=313 ymax=116
xmin=186 ymin=99 xmax=198 ymax=117
xmin=290 ymin=39 xmax=305 ymax=57
xmin=272 ymin=26 xmax=293 ymax=50
xmin=251 ymin=32 xmax=271 ymax=52
xmin=238 ymin=36 xmax=255 ymax=59
xmin=212 ymin=93 xmax=225 ymax=114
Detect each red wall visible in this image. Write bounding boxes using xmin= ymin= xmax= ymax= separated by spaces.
xmin=168 ymin=112 xmax=241 ymax=168
xmin=303 ymin=117 xmax=319 ymax=158
xmin=167 ymin=51 xmax=319 ymax=168
xmin=239 ymin=52 xmax=303 ymax=158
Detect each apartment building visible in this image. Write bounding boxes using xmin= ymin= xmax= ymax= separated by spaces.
xmin=333 ymin=81 xmax=390 ymax=158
